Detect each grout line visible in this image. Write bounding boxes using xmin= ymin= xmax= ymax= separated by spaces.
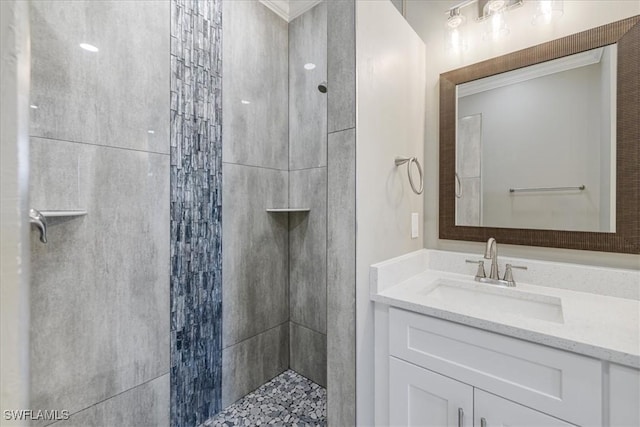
xmin=328 ymin=125 xmax=356 ymax=135
xmin=222 ymin=161 xmax=288 ymax=172
xmin=222 ymin=320 xmax=289 ymax=351
xmin=290 ymin=319 xmax=327 ymax=337
xmin=30 ymin=135 xmax=170 ymax=156
xmin=46 ymin=372 xmax=170 ymax=426
xmin=289 ymin=165 xmax=327 ymax=172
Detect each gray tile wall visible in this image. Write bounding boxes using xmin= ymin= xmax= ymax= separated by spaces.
xmin=289 ymin=2 xmax=327 ymax=170
xmin=327 ymin=0 xmax=356 ymax=134
xmin=288 ymin=3 xmax=328 ymax=387
xmin=170 ymin=1 xmax=223 ymax=426
xmin=222 ymin=0 xmax=288 ymax=170
xmin=290 ymin=322 xmax=327 ymax=387
xmin=327 ymin=128 xmax=356 ymax=426
xmin=50 ymin=375 xmax=169 ymax=427
xmin=221 ymin=0 xmax=290 ymax=407
xmin=222 ymin=164 xmax=289 ymax=348
xmin=28 ymin=1 xmax=170 ymax=426
xmin=221 ymin=322 xmax=289 ymax=407
xmin=327 ymin=1 xmax=357 ymax=424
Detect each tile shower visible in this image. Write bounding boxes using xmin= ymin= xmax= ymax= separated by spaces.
xmin=26 ymin=0 xmax=356 ymax=426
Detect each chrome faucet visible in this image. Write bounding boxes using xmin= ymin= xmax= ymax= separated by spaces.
xmin=466 ymin=237 xmax=528 ymax=287
xmin=484 ymin=237 xmax=499 ymax=279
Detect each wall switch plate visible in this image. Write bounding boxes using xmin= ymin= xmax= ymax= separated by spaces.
xmin=411 ymin=213 xmax=419 ymax=239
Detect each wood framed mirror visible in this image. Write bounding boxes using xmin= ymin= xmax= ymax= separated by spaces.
xmin=439 ymin=16 xmax=639 ymax=254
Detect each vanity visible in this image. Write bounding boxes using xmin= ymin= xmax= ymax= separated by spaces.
xmin=371 ymin=249 xmax=640 ymax=427
xmin=372 ymin=15 xmax=640 ymax=427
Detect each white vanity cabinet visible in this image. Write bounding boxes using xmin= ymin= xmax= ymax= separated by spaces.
xmin=387 ymin=307 xmax=604 ymax=426
xmin=389 ymin=357 xmax=473 ymax=427
xmin=389 ymin=356 xmax=575 ymax=426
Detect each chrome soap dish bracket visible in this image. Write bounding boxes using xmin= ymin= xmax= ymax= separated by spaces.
xmin=29 ymin=208 xmax=88 ymax=244
xmin=395 ymin=156 xmax=424 ymax=195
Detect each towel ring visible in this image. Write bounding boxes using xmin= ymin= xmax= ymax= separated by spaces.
xmin=455 ymin=172 xmax=462 ymax=198
xmin=395 ymin=156 xmax=424 ymax=195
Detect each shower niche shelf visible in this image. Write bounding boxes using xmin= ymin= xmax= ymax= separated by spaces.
xmin=39 ymin=210 xmax=88 ymax=218
xmin=266 ymin=208 xmax=310 ymax=213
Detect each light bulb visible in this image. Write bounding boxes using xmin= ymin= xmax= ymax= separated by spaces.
xmin=532 ymin=0 xmax=563 ymax=25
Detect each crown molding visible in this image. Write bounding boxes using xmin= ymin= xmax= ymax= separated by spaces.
xmin=259 ymin=0 xmax=323 ymax=22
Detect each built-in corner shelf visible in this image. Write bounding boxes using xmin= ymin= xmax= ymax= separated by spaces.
xmin=266 ymin=208 xmax=310 ymax=213
xmin=40 ymin=210 xmax=88 ymax=218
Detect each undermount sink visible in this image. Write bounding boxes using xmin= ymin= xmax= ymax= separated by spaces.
xmin=423 ymin=279 xmax=564 ymax=323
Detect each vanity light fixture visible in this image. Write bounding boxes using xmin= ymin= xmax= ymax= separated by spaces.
xmin=444 ymin=0 xmax=568 ymax=49
xmin=532 ymin=0 xmax=564 ymax=25
xmin=446 ymin=7 xmax=468 ymax=52
xmin=447 ymin=7 xmax=466 ymax=29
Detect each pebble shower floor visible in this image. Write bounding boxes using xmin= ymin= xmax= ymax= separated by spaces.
xmin=203 ymin=370 xmax=327 ymax=426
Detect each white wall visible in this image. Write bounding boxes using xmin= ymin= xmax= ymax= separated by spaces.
xmin=405 ymin=0 xmax=640 ymax=269
xmin=356 ymin=1 xmax=425 ymax=424
xmin=458 ymin=63 xmax=605 ymax=232
xmin=0 ymin=0 xmax=30 ymax=423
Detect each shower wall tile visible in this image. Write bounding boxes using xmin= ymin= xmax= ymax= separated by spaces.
xmin=289 ymin=2 xmax=327 ymax=170
xmin=222 ymin=164 xmax=289 ymax=348
xmin=456 ymin=177 xmax=481 ymax=226
xmin=29 ymin=0 xmax=170 ymax=154
xmin=222 ymin=0 xmax=288 ymax=170
xmin=289 ymin=168 xmax=327 ymax=334
xmin=222 ymin=322 xmax=289 ymax=408
xmin=326 ymin=128 xmax=356 ymax=426
xmin=457 ymin=114 xmax=482 ymax=178
xmin=29 ymin=138 xmax=170 ymax=419
xmin=170 ymin=1 xmax=223 ymax=426
xmin=327 ymin=0 xmax=356 ymax=134
xmin=290 ymin=322 xmax=327 ymax=387
xmin=50 ymin=374 xmax=169 ymax=427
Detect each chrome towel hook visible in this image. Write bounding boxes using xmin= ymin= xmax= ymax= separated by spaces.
xmin=29 ymin=208 xmax=47 ymax=243
xmin=395 ymin=156 xmax=423 ymax=195
xmin=455 ymin=172 xmax=462 ymax=198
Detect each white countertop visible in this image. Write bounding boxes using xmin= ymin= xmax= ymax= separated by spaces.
xmin=371 ymin=250 xmax=640 ymax=369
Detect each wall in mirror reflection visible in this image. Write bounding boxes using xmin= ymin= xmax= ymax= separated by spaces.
xmin=455 ymin=45 xmax=616 ymax=233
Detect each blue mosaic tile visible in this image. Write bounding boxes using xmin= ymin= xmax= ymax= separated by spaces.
xmin=170 ymin=1 xmax=223 ymax=426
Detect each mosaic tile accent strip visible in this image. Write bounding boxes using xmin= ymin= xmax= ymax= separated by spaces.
xmin=203 ymin=370 xmax=327 ymax=426
xmin=170 ymin=1 xmax=223 ymax=426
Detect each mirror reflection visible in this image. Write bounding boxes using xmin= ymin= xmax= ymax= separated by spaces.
xmin=455 ymin=45 xmax=617 ymax=233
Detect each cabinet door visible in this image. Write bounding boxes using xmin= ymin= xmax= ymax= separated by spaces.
xmin=609 ymin=364 xmax=640 ymax=426
xmin=474 ymin=389 xmax=576 ymax=427
xmin=389 ymin=357 xmax=473 ymax=427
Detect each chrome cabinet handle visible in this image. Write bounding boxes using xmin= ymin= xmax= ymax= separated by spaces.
xmin=455 ymin=172 xmax=462 ymax=198
xmin=480 ymin=417 xmax=487 ymax=427
xmin=458 ymin=408 xmax=464 ymax=427
xmin=29 ymin=208 xmax=47 ymax=243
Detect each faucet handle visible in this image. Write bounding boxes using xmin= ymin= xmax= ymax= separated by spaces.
xmin=503 ymin=263 xmax=527 ymax=286
xmin=465 ymin=259 xmax=486 ymax=279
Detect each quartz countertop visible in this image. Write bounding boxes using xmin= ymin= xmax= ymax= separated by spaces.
xmin=371 ymin=250 xmax=640 ymax=369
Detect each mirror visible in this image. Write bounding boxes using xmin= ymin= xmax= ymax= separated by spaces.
xmin=439 ymin=16 xmax=639 ymax=253
xmin=455 ymin=45 xmax=616 ymax=233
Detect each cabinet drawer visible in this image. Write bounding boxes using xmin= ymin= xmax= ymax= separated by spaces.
xmin=389 ymin=308 xmax=601 ymax=426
